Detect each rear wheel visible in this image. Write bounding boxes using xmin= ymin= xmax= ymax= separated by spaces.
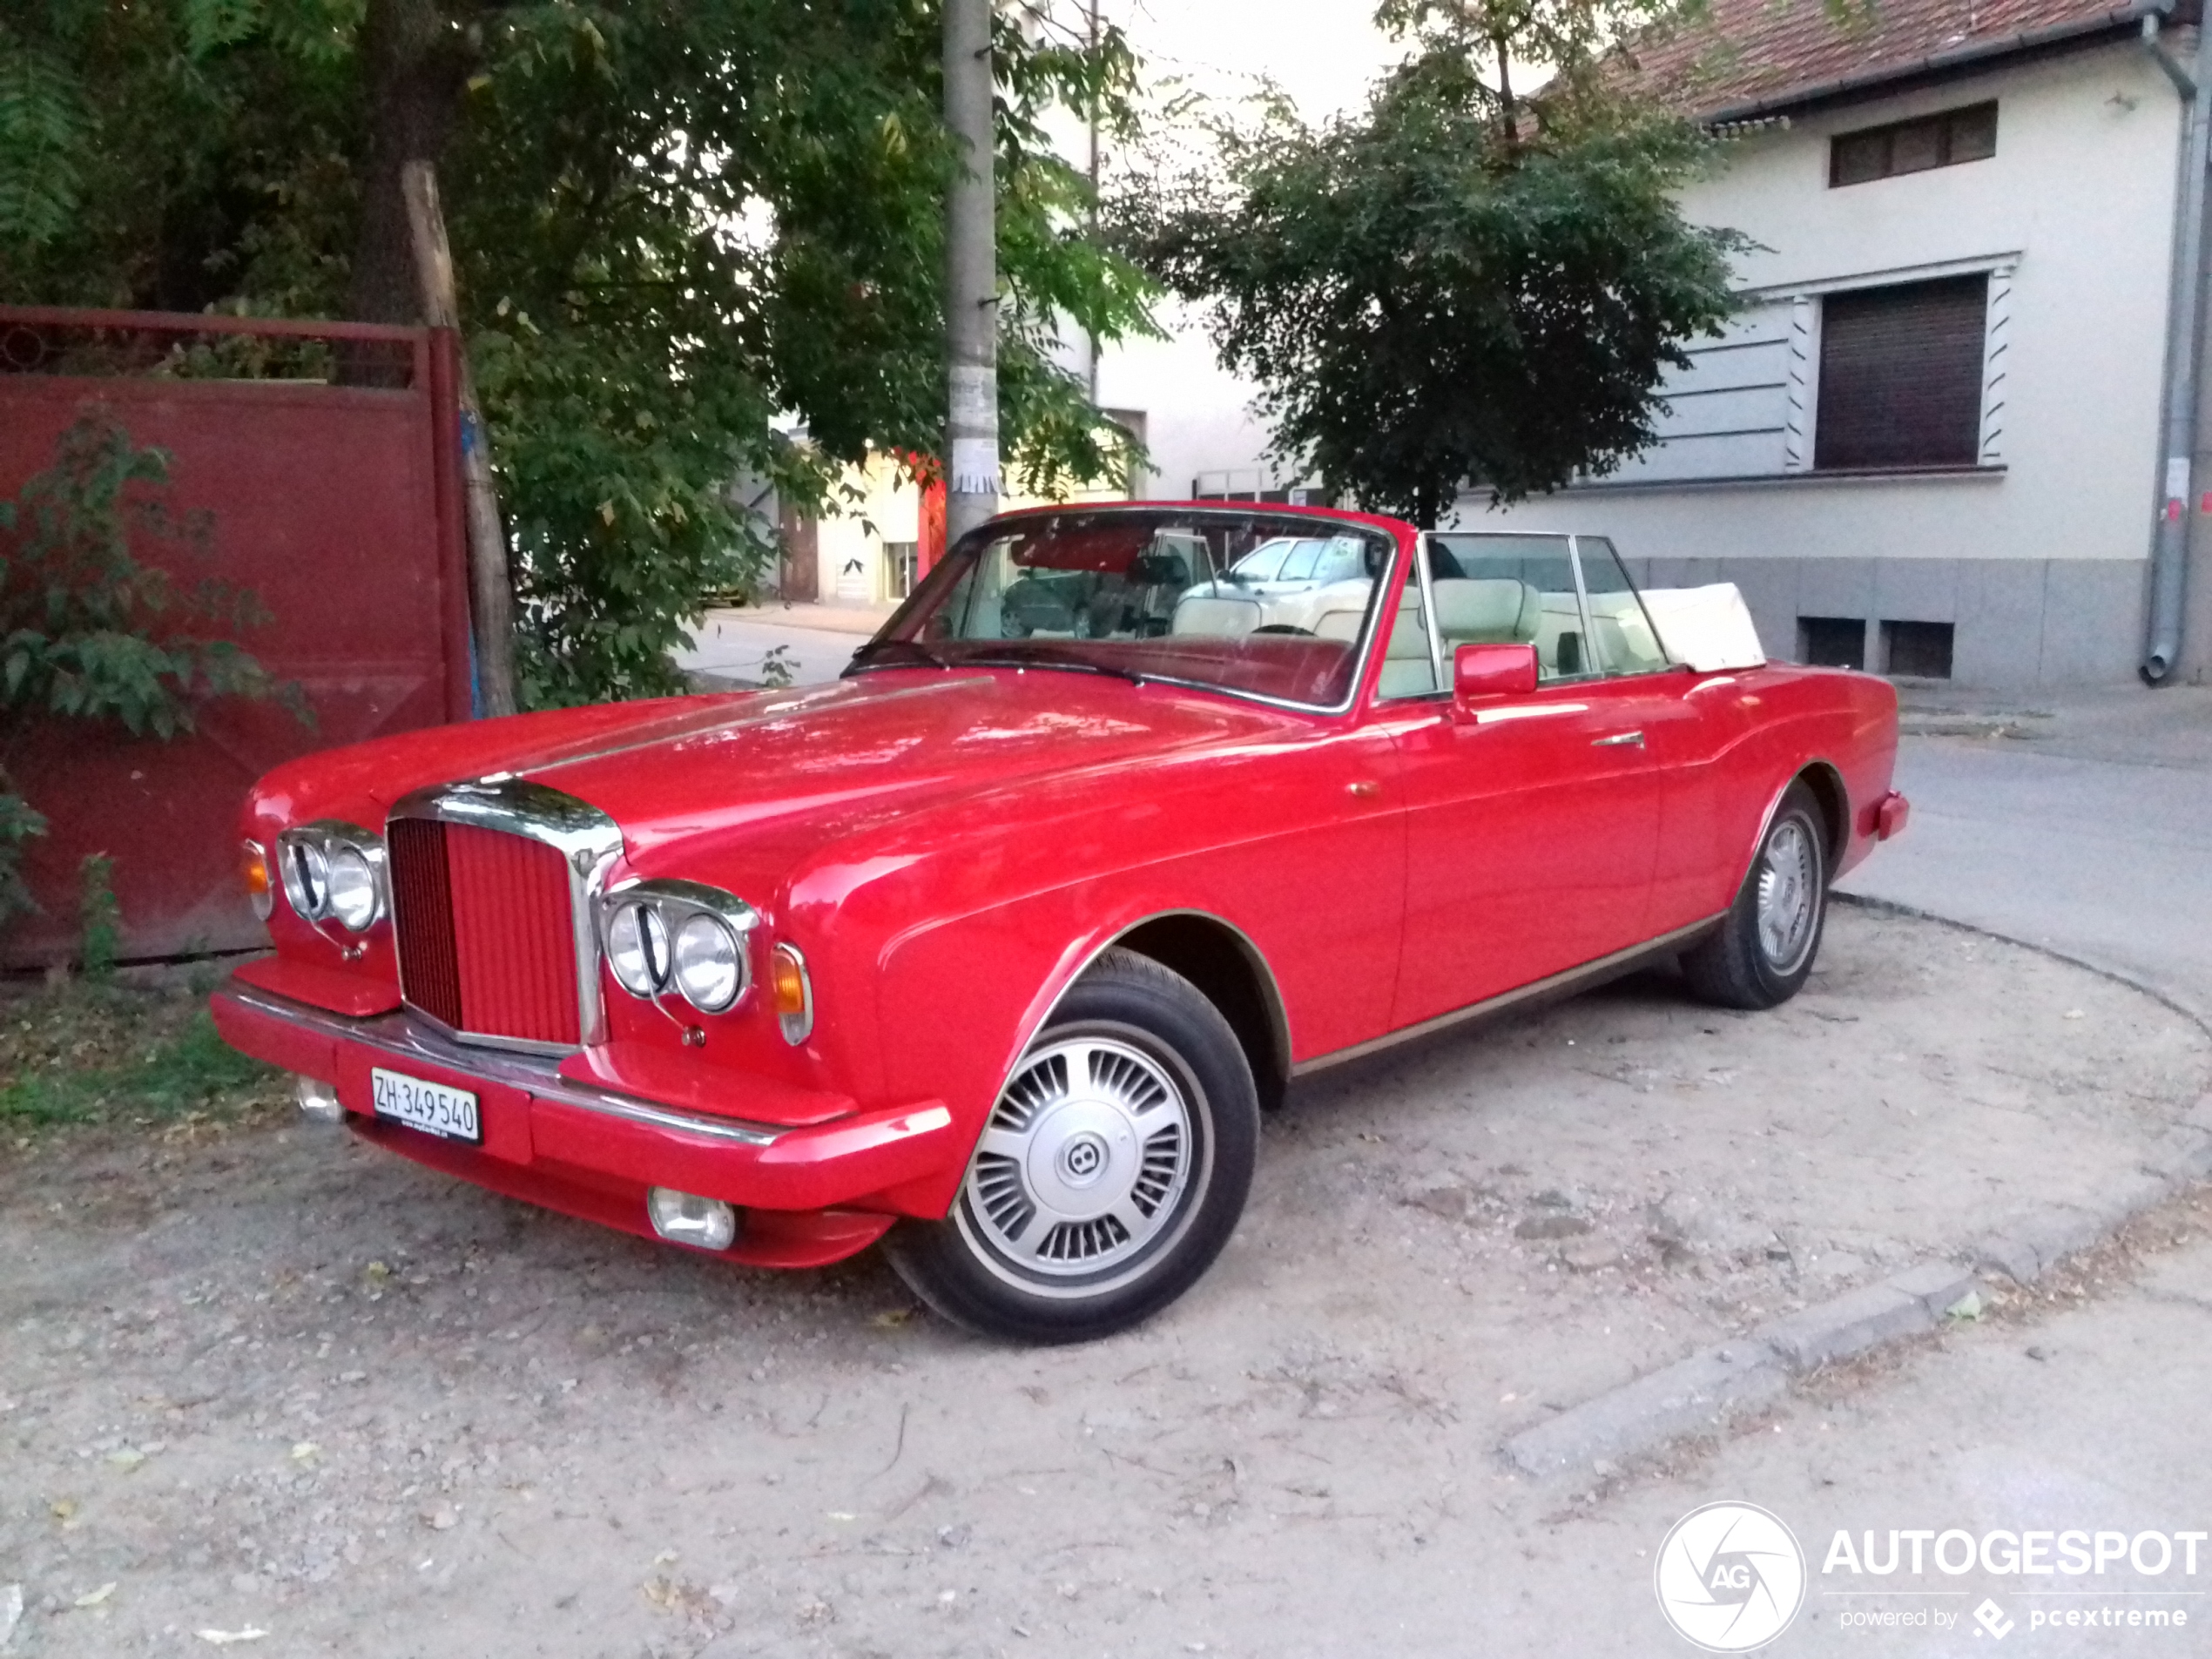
xmin=885 ymin=949 xmax=1258 ymax=1343
xmin=1681 ymin=781 xmax=1828 ymax=1010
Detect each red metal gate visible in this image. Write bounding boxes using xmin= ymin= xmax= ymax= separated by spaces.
xmin=0 ymin=307 xmax=474 ymax=965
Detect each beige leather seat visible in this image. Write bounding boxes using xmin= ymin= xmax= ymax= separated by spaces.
xmin=1431 ymin=577 xmax=1539 ymax=651
xmin=1376 ymin=591 xmax=1440 ymax=698
xmin=1170 ymin=593 xmax=1260 ymax=637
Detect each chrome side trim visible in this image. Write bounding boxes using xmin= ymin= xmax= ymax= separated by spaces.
xmin=225 ymin=981 xmax=786 ymax=1148
xmin=1474 ymin=702 xmax=1588 ymax=725
xmin=388 ymin=778 xmax=626 ymax=1050
xmin=1016 ymin=908 xmax=1295 ymax=1091
xmin=1737 ymin=759 xmax=1850 ymax=877
xmin=1288 ymin=913 xmax=1728 ymax=1077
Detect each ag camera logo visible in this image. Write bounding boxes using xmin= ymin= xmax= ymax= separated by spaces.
xmin=1656 ymin=1501 xmax=1807 ymax=1651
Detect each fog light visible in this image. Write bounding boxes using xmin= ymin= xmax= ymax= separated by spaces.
xmin=647 ymin=1188 xmax=738 ymax=1251
xmin=295 ymin=1075 xmax=342 ymax=1123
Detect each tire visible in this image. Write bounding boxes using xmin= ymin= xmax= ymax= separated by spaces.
xmin=883 ymin=948 xmax=1259 ymax=1344
xmin=1681 ymin=780 xmax=1829 ymax=1011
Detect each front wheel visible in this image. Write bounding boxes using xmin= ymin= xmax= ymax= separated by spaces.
xmin=884 ymin=949 xmax=1258 ymax=1343
xmin=1681 ymin=780 xmax=1829 ymax=1010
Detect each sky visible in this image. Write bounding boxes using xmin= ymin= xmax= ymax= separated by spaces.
xmin=1098 ymin=0 xmax=1406 ymax=125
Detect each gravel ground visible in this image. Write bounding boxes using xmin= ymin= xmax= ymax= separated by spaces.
xmin=0 ymin=907 xmax=2204 ymax=1657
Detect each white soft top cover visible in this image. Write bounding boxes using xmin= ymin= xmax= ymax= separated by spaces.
xmin=1640 ymin=583 xmax=1766 ymax=673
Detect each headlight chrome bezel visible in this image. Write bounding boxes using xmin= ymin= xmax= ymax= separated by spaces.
xmin=276 ymin=821 xmax=389 ymax=935
xmin=597 ymin=880 xmax=758 ymax=1016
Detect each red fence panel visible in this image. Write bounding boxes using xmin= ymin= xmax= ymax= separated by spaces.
xmin=0 ymin=307 xmax=474 ymax=965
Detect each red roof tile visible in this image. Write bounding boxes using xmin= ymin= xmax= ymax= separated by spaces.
xmin=1625 ymin=0 xmax=2170 ymax=120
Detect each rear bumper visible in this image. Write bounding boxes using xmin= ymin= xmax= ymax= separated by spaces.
xmin=1874 ymin=789 xmax=1910 ymax=841
xmin=211 ymin=976 xmax=962 ymax=1268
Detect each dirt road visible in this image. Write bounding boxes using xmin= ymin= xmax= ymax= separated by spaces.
xmin=2 ymin=907 xmax=2203 ymax=1656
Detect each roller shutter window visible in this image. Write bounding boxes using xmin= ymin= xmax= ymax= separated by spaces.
xmin=1814 ymin=275 xmax=1988 ymax=471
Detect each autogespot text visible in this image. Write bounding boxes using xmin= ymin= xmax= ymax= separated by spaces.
xmin=1824 ymin=1527 xmax=2202 ymax=1639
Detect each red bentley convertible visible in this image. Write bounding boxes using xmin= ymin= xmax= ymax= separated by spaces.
xmin=213 ymin=504 xmax=1907 ymax=1341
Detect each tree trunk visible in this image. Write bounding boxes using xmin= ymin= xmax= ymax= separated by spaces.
xmin=349 ymin=0 xmax=471 ymax=329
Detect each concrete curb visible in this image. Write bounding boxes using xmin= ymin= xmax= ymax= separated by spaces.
xmin=1830 ymin=890 xmax=2212 ymax=1036
xmin=1503 ymin=1093 xmax=2212 ymax=1481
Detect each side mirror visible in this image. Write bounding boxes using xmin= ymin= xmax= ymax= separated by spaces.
xmin=1453 ymin=642 xmax=1538 ymax=711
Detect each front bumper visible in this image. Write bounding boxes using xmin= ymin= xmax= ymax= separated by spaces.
xmin=211 ymin=977 xmax=961 ymax=1268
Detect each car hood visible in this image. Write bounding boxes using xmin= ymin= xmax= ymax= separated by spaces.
xmin=510 ymin=669 xmax=1310 ymax=863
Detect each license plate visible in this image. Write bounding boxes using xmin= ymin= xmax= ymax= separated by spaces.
xmin=371 ymin=1068 xmax=482 ymax=1144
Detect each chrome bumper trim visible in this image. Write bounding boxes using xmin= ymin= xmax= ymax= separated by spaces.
xmin=226 ymin=982 xmax=787 ymax=1149
xmin=1290 ymin=912 xmax=1729 ymax=1077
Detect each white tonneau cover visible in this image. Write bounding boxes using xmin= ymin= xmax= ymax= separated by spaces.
xmin=1639 ymin=583 xmax=1766 ymax=673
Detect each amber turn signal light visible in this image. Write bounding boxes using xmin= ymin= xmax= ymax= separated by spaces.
xmin=242 ymin=840 xmax=274 ymax=921
xmin=769 ymin=943 xmax=813 ymax=1045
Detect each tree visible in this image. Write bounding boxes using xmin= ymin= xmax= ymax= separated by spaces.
xmin=0 ymin=414 xmax=301 ymax=923
xmin=1128 ymin=0 xmax=1746 ymax=526
xmin=0 ymin=1 xmax=1156 ymax=705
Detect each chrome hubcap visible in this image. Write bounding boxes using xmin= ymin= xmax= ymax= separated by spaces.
xmin=963 ymin=1035 xmax=1194 ymax=1278
xmin=1756 ymin=818 xmax=1819 ymax=972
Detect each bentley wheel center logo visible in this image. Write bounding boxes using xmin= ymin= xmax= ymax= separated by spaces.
xmin=1656 ymin=1501 xmax=1809 ymax=1651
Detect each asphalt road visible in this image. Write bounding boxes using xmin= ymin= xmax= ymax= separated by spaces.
xmin=1838 ymin=710 xmax=2212 ymax=1020
xmin=677 ymin=608 xmax=885 ymax=691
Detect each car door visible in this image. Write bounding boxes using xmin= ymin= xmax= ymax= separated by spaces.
xmin=1380 ymin=536 xmax=1662 ymax=1029
xmin=1575 ymin=536 xmax=1748 ymax=934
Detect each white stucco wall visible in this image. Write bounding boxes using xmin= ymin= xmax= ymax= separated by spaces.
xmin=1090 ymin=300 xmax=1287 ymax=498
xmin=1461 ymin=43 xmax=2182 ymax=575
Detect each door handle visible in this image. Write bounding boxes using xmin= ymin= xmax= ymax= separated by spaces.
xmin=1591 ymin=730 xmax=1644 ymax=748
xmin=1347 ymin=779 xmax=1381 ymax=799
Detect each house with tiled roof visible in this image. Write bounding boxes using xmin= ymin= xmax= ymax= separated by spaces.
xmin=1460 ymin=0 xmax=2212 ymax=686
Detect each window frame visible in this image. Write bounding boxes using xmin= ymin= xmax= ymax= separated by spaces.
xmin=1812 ymin=273 xmax=1992 ymax=472
xmin=1828 ymin=102 xmax=1998 ymax=188
xmin=1382 ymin=533 xmax=1679 ymax=703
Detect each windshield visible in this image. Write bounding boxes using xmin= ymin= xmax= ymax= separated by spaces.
xmin=853 ymin=509 xmax=1399 ymax=709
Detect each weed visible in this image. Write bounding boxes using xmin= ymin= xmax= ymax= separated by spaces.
xmin=0 ymin=981 xmax=281 ymax=1129
xmin=78 ymin=853 xmax=119 ymax=982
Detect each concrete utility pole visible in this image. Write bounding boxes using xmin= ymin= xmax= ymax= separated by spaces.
xmin=944 ymin=0 xmax=1000 ymax=546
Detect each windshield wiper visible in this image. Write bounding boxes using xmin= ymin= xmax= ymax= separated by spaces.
xmin=963 ymin=651 xmax=1148 ymax=686
xmin=846 ymin=637 xmax=950 ymax=673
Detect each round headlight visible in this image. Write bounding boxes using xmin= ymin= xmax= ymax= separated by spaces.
xmin=606 ymin=901 xmax=667 ymax=997
xmin=326 ymin=846 xmax=381 ymax=932
xmin=671 ymin=913 xmax=745 ymax=1013
xmin=286 ymin=840 xmax=329 ymax=920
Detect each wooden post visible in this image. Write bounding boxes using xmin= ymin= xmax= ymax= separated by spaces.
xmin=402 ymin=159 xmax=518 ymax=717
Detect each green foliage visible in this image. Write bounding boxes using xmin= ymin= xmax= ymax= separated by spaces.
xmin=0 ymin=983 xmax=281 ymax=1128
xmin=0 ymin=414 xmax=304 ymax=939
xmin=0 ymin=415 xmax=302 ymax=739
xmin=757 ymin=644 xmax=797 ymax=691
xmin=0 ymin=41 xmax=89 ymax=250
xmin=3 ymin=0 xmax=1159 ymax=707
xmin=1128 ymin=0 xmax=1747 ymax=524
xmin=0 ymin=786 xmax=47 ymax=927
xmin=77 ymin=853 xmax=120 ymax=981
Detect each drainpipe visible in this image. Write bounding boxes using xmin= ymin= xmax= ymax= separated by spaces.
xmin=2144 ymin=4 xmax=2212 ymax=683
